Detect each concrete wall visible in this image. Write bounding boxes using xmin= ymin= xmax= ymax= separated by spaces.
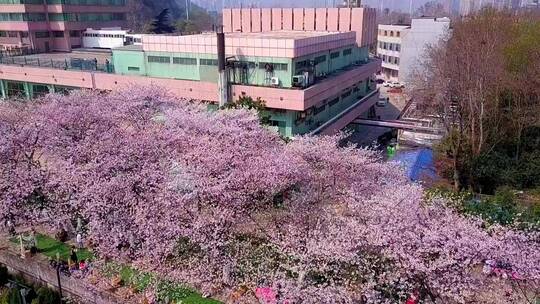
xmin=0 ymin=58 xmax=380 ymax=112
xmin=399 ymin=18 xmax=450 ymax=84
xmin=221 ymin=8 xmax=377 ymax=47
xmin=113 ymin=44 xmax=369 ymax=89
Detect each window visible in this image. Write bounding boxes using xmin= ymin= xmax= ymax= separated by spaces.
xmin=396 ymin=44 xmax=401 ymax=52
xmin=35 ymin=31 xmax=50 ymax=38
xmin=53 ymin=31 xmax=64 ymax=38
xmin=341 ymin=90 xmax=351 ymax=99
xmin=7 ymin=31 xmax=17 ymax=37
xmin=147 ymin=56 xmax=170 ymax=63
xmin=343 ymin=49 xmax=352 ymax=56
xmin=378 ymin=41 xmax=383 ymax=48
xmin=383 ymin=42 xmax=387 ymax=50
xmin=0 ymin=31 xmax=6 ymax=37
xmin=314 ymin=104 xmax=326 ymax=115
xmin=127 ymin=66 xmax=140 ymax=71
xmin=314 ymin=55 xmax=326 ymax=64
xmin=200 ymin=58 xmax=218 ymax=66
xmin=388 ymin=43 xmax=393 ymax=51
xmin=395 ymin=57 xmax=399 ymax=65
xmin=173 ymin=57 xmax=197 ymax=65
xmin=69 ymin=30 xmax=80 ymax=37
xmin=384 ymin=30 xmax=387 ymax=36
xmin=295 ymin=60 xmax=309 ymax=69
xmin=259 ymin=62 xmax=287 ymax=71
xmin=274 ymin=63 xmax=288 ymax=71
xmin=330 ymin=52 xmax=339 ymax=59
xmin=390 ymin=31 xmax=394 ymax=37
xmin=20 ymin=31 xmax=29 ymax=38
xmin=382 ymin=55 xmax=387 ymax=62
xmin=239 ymin=61 xmax=256 ymax=68
xmin=328 ymin=97 xmax=339 ymax=107
xmin=397 ymin=31 xmax=400 ymax=37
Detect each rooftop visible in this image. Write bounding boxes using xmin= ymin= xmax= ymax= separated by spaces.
xmin=140 ymin=31 xmax=357 ymax=58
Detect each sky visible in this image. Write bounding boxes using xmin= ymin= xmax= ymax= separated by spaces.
xmin=195 ymin=0 xmax=434 ymax=12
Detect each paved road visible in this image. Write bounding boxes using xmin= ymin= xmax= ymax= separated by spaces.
xmin=345 ymin=85 xmax=408 ymax=147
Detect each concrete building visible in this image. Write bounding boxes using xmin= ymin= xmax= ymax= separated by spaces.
xmin=0 ymin=0 xmax=128 ymax=52
xmin=377 ymin=17 xmax=450 ymax=84
xmin=0 ymin=7 xmax=381 ymax=137
xmin=459 ymin=0 xmax=529 ymax=15
xmin=376 ymin=24 xmax=408 ymax=81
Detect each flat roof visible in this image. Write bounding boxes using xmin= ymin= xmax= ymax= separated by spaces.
xmin=224 ymin=31 xmax=343 ymax=40
xmin=141 ymin=31 xmax=357 ymax=59
xmin=21 ymin=50 xmax=112 ymax=62
xmin=114 ymin=44 xmax=143 ymax=51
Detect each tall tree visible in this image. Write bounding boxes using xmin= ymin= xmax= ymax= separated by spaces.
xmin=409 ymin=10 xmax=540 ymax=190
xmin=415 ymin=1 xmax=448 ymax=17
xmin=147 ymin=9 xmax=175 ymax=34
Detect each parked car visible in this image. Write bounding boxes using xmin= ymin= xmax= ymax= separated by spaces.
xmin=375 ymin=78 xmax=385 ymax=84
xmin=383 ymin=81 xmax=391 ymax=87
xmin=376 ymin=97 xmax=389 ymax=107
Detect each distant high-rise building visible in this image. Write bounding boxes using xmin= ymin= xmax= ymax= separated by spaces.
xmin=0 ymin=0 xmax=128 ymax=52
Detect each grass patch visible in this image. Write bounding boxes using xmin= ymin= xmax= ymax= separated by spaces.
xmin=10 ymin=233 xmax=94 ymax=262
xmin=101 ymin=262 xmax=221 ymax=304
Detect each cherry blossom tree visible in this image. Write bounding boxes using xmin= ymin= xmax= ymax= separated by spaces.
xmin=0 ymin=87 xmax=538 ymax=303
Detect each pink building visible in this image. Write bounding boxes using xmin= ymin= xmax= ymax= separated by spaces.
xmin=0 ymin=7 xmax=381 ymax=136
xmin=0 ymin=0 xmax=128 ymax=52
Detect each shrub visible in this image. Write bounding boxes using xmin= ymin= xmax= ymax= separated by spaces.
xmin=35 ymin=287 xmax=60 ymax=304
xmin=0 ymin=265 xmax=9 ymax=285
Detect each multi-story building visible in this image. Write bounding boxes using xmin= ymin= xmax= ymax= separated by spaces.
xmin=0 ymin=0 xmax=128 ymax=52
xmin=377 ymin=17 xmax=450 ymax=84
xmin=0 ymin=7 xmax=380 ymax=137
xmin=376 ymin=24 xmax=408 ymax=81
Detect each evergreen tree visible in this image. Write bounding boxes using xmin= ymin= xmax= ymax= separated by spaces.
xmin=148 ymin=9 xmax=175 ymax=34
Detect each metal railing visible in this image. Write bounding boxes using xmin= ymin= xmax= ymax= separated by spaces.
xmin=0 ymin=55 xmax=114 ymax=73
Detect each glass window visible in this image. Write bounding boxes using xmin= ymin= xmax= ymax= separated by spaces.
xmin=173 ymin=57 xmax=197 ymax=65
xmin=147 ymin=56 xmax=170 ymax=63
xmin=127 ymin=66 xmax=140 ymax=71
xmin=35 ymin=31 xmax=50 ymax=38
xmin=343 ymin=49 xmax=352 ymax=56
xmin=390 ymin=31 xmax=394 ymax=37
xmin=328 ymin=97 xmax=339 ymax=107
xmin=260 ymin=62 xmax=287 ymax=71
xmin=314 ymin=55 xmax=326 ymax=64
xmin=330 ymin=52 xmax=339 ymax=59
xmin=53 ymin=31 xmax=64 ymax=37
xmin=200 ymin=58 xmax=218 ymax=66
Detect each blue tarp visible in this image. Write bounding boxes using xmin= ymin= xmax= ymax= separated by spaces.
xmin=392 ymin=148 xmax=437 ymax=182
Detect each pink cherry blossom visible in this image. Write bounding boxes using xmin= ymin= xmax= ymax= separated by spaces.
xmin=0 ymin=87 xmax=538 ymax=303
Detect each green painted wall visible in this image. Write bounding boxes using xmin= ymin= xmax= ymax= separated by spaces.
xmin=111 ymin=45 xmax=370 ymax=89
xmin=113 ymin=50 xmax=146 ymax=76
xmin=292 ymin=46 xmax=370 ymax=79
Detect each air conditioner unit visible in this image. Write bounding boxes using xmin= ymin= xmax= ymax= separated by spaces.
xmin=271 ymin=77 xmax=280 ymax=86
xmin=292 ymin=75 xmax=306 ymax=88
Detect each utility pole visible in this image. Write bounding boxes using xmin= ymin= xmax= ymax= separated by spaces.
xmin=217 ymin=26 xmax=229 ymax=107
xmin=186 ymin=0 xmax=190 ymax=20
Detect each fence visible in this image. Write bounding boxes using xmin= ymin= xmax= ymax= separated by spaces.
xmin=0 ymin=47 xmax=40 ymax=58
xmin=0 ymin=55 xmax=114 ymax=73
